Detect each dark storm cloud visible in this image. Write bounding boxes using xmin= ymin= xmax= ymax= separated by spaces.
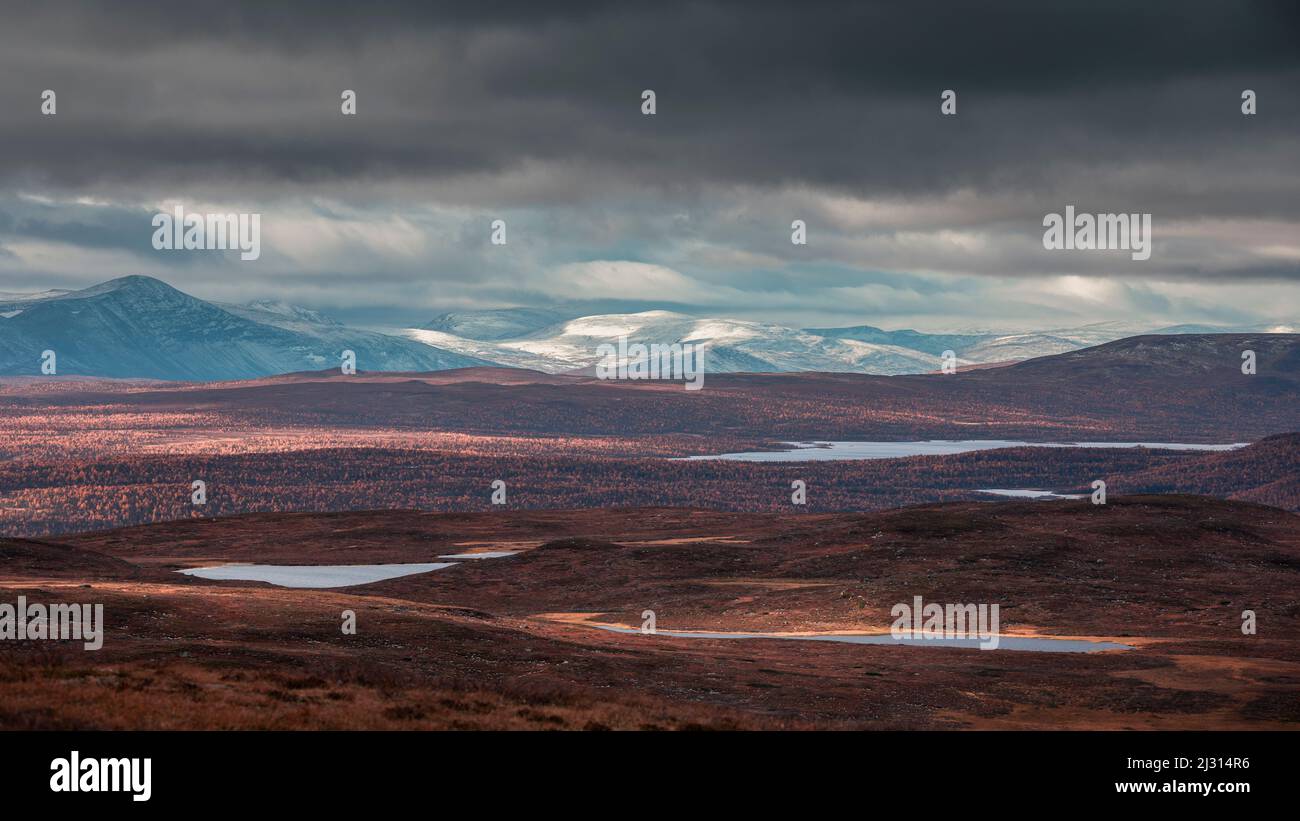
xmin=1 ymin=0 xmax=1296 ymax=203
xmin=0 ymin=197 xmax=157 ymax=254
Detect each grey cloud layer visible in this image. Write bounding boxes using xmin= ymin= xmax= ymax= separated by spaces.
xmin=0 ymin=0 xmax=1296 ymax=328
xmin=3 ymin=1 xmax=1297 ymax=197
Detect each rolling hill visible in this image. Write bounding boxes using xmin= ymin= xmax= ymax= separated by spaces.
xmin=10 ymin=332 xmax=1296 ymax=442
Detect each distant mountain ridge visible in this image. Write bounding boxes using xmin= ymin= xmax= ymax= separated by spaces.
xmin=405 ymin=310 xmax=1286 ymax=376
xmin=0 ymin=276 xmax=489 ymax=380
xmin=0 ymin=275 xmax=1289 ymax=380
xmin=406 ymin=310 xmax=941 ymax=374
xmin=801 ymin=324 xmax=989 ymax=356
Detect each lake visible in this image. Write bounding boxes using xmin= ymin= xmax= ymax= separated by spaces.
xmin=179 ymin=562 xmax=458 ymax=588
xmin=977 ymin=489 xmax=1086 ymax=500
xmin=679 ymin=439 xmax=1248 ymax=462
xmin=437 ymin=551 xmax=519 ymax=559
xmin=597 ymin=625 xmax=1132 ymax=653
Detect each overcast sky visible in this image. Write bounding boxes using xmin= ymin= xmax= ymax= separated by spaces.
xmin=0 ymin=0 xmax=1297 ymax=331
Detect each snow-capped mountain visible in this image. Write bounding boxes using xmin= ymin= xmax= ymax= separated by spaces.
xmin=406 ymin=312 xmax=1284 ymax=375
xmin=405 ymin=310 xmax=946 ymax=375
xmin=0 ymin=276 xmax=489 ymax=380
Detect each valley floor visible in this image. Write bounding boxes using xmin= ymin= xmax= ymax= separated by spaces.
xmin=2 ymin=497 xmax=1298 ymax=730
